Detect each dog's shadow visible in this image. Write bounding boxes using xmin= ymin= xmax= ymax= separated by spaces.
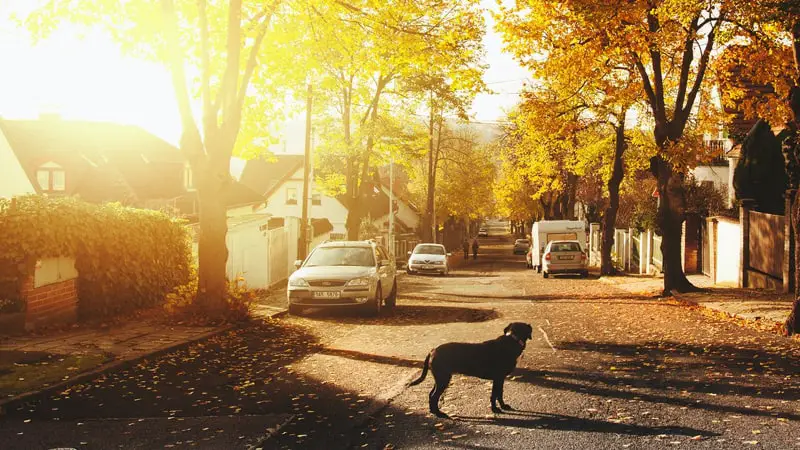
xmin=451 ymin=410 xmax=717 ymax=438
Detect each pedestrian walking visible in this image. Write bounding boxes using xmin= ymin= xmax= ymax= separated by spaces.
xmin=462 ymin=238 xmax=469 ymax=259
xmin=472 ymin=237 xmax=479 ymax=260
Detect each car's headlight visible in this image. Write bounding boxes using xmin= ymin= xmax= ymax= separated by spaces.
xmin=345 ymin=277 xmax=371 ymax=287
xmin=288 ymin=277 xmax=309 ymax=287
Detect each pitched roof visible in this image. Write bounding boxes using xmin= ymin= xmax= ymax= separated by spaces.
xmin=239 ymin=154 xmax=304 ymax=198
xmin=0 ymin=118 xmax=185 ymax=201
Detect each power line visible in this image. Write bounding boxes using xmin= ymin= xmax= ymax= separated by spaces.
xmin=484 ymin=78 xmax=529 ymax=85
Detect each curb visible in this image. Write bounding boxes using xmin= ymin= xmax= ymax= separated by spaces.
xmin=0 ymin=324 xmax=236 ymax=415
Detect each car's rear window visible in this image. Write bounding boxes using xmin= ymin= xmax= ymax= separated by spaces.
xmin=550 ymin=242 xmax=582 ymax=252
xmin=305 ymin=247 xmax=375 ymax=267
xmin=414 ymin=245 xmax=445 ymax=255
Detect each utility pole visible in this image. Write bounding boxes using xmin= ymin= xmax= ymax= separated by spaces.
xmin=299 ymin=83 xmax=313 ymax=259
xmin=389 ymin=157 xmax=394 ymax=257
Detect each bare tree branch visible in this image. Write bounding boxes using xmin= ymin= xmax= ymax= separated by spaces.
xmin=161 ymin=0 xmax=203 ymax=157
xmin=632 ymin=52 xmax=660 ymax=120
xmin=674 ymin=16 xmax=700 ymax=117
xmin=197 ymin=0 xmax=214 ymax=132
xmin=237 ymin=2 xmax=279 ymax=112
xmin=216 ymin=0 xmax=243 ymax=126
xmin=680 ymin=14 xmax=721 ymax=121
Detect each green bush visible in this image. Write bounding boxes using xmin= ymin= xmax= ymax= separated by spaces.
xmin=164 ymin=267 xmax=256 ymax=323
xmin=0 ymin=195 xmax=191 ymax=319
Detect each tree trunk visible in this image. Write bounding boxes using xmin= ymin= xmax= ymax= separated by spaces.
xmin=788 ymin=188 xmax=800 ymax=335
xmin=196 ymin=183 xmax=229 ymax=310
xmin=601 ymin=122 xmax=626 ymax=276
xmin=652 ymin=155 xmax=696 ymax=295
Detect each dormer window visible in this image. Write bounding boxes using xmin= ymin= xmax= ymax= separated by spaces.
xmin=184 ymin=164 xmax=195 ymax=191
xmin=36 ymin=162 xmax=66 ymax=192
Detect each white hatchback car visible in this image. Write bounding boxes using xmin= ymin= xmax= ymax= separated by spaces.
xmin=407 ymin=243 xmax=450 ymax=276
xmin=542 ymin=240 xmax=588 ymax=278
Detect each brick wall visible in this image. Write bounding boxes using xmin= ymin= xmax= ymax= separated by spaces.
xmin=21 ymin=276 xmax=78 ymax=331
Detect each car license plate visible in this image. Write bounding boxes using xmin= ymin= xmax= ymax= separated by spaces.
xmin=558 ymin=255 xmax=574 ymax=260
xmin=313 ymin=291 xmax=341 ymax=299
xmin=423 ymin=264 xmax=434 ymax=269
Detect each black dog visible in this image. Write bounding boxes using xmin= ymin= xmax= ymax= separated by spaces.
xmin=408 ymin=322 xmax=533 ymax=417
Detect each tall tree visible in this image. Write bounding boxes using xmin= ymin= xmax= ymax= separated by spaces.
xmin=499 ymin=0 xmax=726 ymax=294
xmin=302 ymin=0 xmax=485 ymax=240
xmin=25 ymin=0 xmax=299 ymax=310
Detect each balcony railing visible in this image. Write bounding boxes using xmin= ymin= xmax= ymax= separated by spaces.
xmin=704 ymin=139 xmax=728 ymax=165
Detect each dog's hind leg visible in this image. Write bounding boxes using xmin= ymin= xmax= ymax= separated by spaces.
xmin=429 ymin=373 xmax=451 ymax=418
xmin=491 ymin=378 xmax=513 ymax=412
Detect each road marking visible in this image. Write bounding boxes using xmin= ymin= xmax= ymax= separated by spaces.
xmin=538 ymin=326 xmax=556 ymax=353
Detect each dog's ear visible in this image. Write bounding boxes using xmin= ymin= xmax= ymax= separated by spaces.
xmin=504 ymin=323 xmax=512 ymax=334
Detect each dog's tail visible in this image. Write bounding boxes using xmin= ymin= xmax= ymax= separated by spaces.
xmin=407 ymin=351 xmax=431 ymax=386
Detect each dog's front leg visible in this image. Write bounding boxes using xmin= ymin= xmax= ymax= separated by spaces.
xmin=491 ymin=378 xmax=513 ymax=412
xmin=490 ymin=379 xmax=503 ymax=413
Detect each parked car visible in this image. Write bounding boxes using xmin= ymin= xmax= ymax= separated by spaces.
xmin=513 ymin=238 xmax=531 ymax=255
xmin=287 ymin=240 xmax=397 ymax=316
xmin=407 ymin=243 xmax=451 ymax=276
xmin=541 ymin=240 xmax=588 ymax=278
xmin=478 ymin=227 xmax=488 ymax=237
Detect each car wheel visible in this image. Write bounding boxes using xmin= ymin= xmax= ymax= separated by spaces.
xmin=543 ymin=271 xmax=549 ymax=279
xmin=581 ymin=270 xmax=589 ymax=278
xmin=365 ymin=286 xmax=382 ymax=316
xmin=385 ymin=281 xmax=397 ymax=308
xmin=288 ymin=304 xmax=304 ymax=316
xmin=406 ymin=268 xmax=414 ymax=275
xmin=536 ymin=265 xmax=542 ymax=273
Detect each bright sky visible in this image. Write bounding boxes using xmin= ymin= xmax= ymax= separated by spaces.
xmin=0 ymin=0 xmax=527 ymax=145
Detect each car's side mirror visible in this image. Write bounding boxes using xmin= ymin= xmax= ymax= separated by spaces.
xmin=293 ymin=259 xmax=303 ymax=269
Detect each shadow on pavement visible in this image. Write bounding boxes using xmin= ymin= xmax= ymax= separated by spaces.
xmin=299 ymin=339 xmax=800 ymax=423
xmin=452 ymin=411 xmax=717 ymax=437
xmin=299 ymin=304 xmax=499 ymax=326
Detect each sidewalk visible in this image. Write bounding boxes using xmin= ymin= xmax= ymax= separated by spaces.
xmin=600 ymin=273 xmax=794 ymax=334
xmin=0 ymin=298 xmax=289 ymax=407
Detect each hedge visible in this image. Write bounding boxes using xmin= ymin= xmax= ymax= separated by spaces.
xmin=0 ymin=195 xmax=191 ymax=319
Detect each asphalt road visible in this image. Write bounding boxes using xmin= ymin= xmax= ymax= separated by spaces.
xmin=2 ymin=235 xmax=799 ymax=449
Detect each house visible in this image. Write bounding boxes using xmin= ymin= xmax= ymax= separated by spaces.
xmin=364 ymin=181 xmax=421 ymax=234
xmin=0 ymin=116 xmax=265 ymax=215
xmin=692 ymin=138 xmax=733 ymax=207
xmin=238 ymin=154 xmax=350 ymax=239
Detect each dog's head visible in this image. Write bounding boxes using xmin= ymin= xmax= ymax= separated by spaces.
xmin=504 ymin=322 xmax=533 ymax=346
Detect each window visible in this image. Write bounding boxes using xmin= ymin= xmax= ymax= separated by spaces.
xmin=184 ymin=165 xmax=195 ymax=191
xmin=286 ymin=187 xmax=298 ymax=205
xmin=36 ymin=162 xmax=66 ymax=192
xmin=311 ymin=191 xmax=321 ymax=206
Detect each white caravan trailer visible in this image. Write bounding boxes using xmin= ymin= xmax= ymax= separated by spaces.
xmin=530 ymin=220 xmax=586 ymax=272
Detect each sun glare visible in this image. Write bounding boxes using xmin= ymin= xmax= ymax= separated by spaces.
xmin=0 ymin=10 xmax=182 ymax=144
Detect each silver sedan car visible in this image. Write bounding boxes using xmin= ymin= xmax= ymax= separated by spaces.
xmin=287 ymin=241 xmax=397 ymax=316
xmin=406 ymin=243 xmax=451 ymax=276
